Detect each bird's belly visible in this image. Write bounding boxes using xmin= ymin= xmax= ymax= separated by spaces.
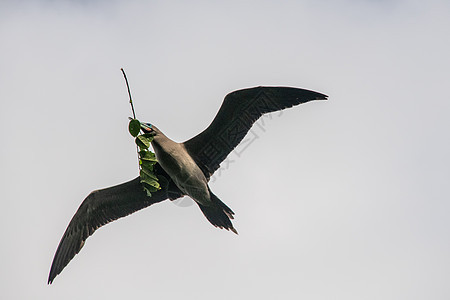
xmin=172 ymin=172 xmax=210 ymax=204
xmin=155 ymin=149 xmax=210 ymax=204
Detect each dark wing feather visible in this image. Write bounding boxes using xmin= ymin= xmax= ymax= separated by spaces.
xmin=183 ymin=86 xmax=327 ymax=179
xmin=48 ymin=168 xmax=183 ymax=284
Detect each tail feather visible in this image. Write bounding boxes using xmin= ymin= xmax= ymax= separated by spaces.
xmin=198 ymin=190 xmax=237 ymax=234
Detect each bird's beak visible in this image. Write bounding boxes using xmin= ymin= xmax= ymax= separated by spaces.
xmin=140 ymin=123 xmax=154 ymax=134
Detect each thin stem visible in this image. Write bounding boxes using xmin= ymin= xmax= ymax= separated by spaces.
xmin=121 ymin=68 xmax=136 ymax=119
xmin=121 ymin=68 xmax=140 ymax=172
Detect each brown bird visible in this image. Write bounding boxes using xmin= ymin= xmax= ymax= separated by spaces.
xmin=48 ymin=86 xmax=327 ymax=284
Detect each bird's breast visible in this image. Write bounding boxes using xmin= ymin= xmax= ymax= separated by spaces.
xmin=152 ymin=142 xmax=210 ymax=204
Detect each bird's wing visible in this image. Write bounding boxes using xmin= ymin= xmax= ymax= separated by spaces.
xmin=48 ymin=171 xmax=183 ymax=284
xmin=183 ymin=86 xmax=327 ymax=179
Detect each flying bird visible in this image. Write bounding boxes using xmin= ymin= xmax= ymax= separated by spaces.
xmin=48 ymin=86 xmax=327 ymax=284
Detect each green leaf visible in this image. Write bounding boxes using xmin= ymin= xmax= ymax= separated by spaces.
xmin=141 ymin=176 xmax=160 ymax=190
xmin=128 ymin=119 xmax=141 ymax=137
xmin=140 ymin=174 xmax=161 ymax=196
xmin=140 ymin=159 xmax=155 ymax=171
xmin=141 ymin=183 xmax=154 ymax=197
xmin=143 ymin=181 xmax=160 ymax=192
xmin=141 ymin=179 xmax=160 ymax=194
xmin=139 ymin=150 xmax=157 ymax=161
xmin=142 ymin=133 xmax=154 ymax=142
xmin=140 ymin=170 xmax=160 ymax=187
xmin=142 ymin=180 xmax=160 ymax=191
xmin=140 ymin=167 xmax=159 ymax=181
xmin=139 ymin=163 xmax=161 ymax=196
xmin=135 ymin=135 xmax=151 ymax=149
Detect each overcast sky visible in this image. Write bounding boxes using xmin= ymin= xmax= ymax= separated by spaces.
xmin=1 ymin=0 xmax=450 ymax=299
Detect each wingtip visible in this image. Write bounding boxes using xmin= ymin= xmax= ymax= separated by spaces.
xmin=48 ymin=270 xmax=57 ymax=285
xmin=315 ymin=92 xmax=328 ymax=100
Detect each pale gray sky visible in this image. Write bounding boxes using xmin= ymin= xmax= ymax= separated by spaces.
xmin=1 ymin=0 xmax=450 ymax=299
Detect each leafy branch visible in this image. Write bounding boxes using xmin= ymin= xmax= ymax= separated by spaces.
xmin=121 ymin=68 xmax=160 ymax=196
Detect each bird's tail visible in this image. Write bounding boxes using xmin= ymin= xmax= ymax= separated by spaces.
xmin=198 ymin=190 xmax=238 ymax=234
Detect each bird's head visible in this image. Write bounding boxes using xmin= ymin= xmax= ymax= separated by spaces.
xmin=140 ymin=123 xmax=160 ymax=137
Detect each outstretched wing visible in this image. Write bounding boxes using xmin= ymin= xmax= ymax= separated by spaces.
xmin=183 ymin=86 xmax=327 ymax=179
xmin=48 ymin=170 xmax=183 ymax=284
